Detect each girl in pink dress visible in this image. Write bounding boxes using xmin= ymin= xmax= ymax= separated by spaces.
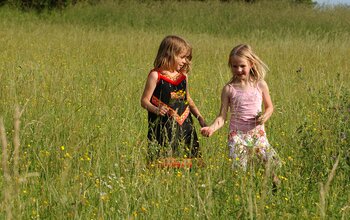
xmin=201 ymin=44 xmax=280 ymax=173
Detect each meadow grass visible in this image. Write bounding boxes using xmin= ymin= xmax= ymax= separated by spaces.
xmin=0 ymin=0 xmax=350 ymax=219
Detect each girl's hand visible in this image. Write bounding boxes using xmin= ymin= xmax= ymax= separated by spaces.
xmin=258 ymin=115 xmax=265 ymax=124
xmin=200 ymin=127 xmax=214 ymax=137
xmin=255 ymin=112 xmax=265 ymax=125
xmin=157 ymin=105 xmax=169 ymax=116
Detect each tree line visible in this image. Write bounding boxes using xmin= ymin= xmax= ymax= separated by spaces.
xmin=0 ymin=0 xmax=315 ymax=12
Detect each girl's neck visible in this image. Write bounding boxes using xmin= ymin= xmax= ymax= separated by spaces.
xmin=161 ymin=69 xmax=179 ymax=75
xmin=231 ymin=78 xmax=255 ymax=89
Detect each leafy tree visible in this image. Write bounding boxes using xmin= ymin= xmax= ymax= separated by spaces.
xmin=1 ymin=0 xmax=317 ymax=12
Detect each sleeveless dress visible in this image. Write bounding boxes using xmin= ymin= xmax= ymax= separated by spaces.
xmin=147 ymin=69 xmax=200 ymax=161
xmin=227 ymin=84 xmax=280 ymax=171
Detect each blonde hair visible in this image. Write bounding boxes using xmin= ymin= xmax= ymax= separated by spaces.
xmin=153 ymin=35 xmax=192 ymax=73
xmin=228 ymin=44 xmax=269 ymax=83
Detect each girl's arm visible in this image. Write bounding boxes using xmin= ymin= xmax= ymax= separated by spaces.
xmin=140 ymin=71 xmax=168 ymax=116
xmin=185 ymin=75 xmax=207 ymax=127
xmin=257 ymin=80 xmax=274 ymax=124
xmin=188 ymin=95 xmax=207 ymax=127
xmin=200 ymin=85 xmax=230 ymax=137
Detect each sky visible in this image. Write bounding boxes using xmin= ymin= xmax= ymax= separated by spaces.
xmin=315 ymin=0 xmax=350 ymax=5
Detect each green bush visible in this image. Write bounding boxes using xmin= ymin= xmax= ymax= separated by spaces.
xmin=2 ymin=0 xmax=316 ymax=11
xmin=4 ymin=0 xmax=99 ymax=11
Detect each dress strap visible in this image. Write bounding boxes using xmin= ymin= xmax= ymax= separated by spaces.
xmin=255 ymin=81 xmax=263 ymax=93
xmin=227 ymin=84 xmax=237 ymax=107
xmin=227 ymin=83 xmax=237 ymax=96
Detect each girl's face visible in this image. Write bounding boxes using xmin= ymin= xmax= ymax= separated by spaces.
xmin=230 ymin=55 xmax=252 ymax=80
xmin=173 ymin=49 xmax=188 ymax=72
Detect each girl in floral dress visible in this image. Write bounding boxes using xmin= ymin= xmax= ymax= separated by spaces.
xmin=141 ymin=35 xmax=206 ymax=165
xmin=201 ymin=44 xmax=280 ymax=173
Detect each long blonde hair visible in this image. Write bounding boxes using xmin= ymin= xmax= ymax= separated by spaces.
xmin=153 ymin=35 xmax=192 ymax=73
xmin=228 ymin=44 xmax=269 ymax=83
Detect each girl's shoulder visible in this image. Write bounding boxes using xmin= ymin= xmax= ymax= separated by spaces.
xmin=149 ymin=68 xmax=160 ymax=74
xmin=148 ymin=69 xmax=160 ymax=81
xmin=223 ymin=83 xmax=236 ymax=97
xmin=257 ymin=80 xmax=269 ymax=91
xmin=224 ymin=83 xmax=234 ymax=90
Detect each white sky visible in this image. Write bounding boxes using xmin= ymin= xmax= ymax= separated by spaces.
xmin=315 ymin=0 xmax=350 ymax=5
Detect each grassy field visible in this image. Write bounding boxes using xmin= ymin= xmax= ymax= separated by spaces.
xmin=1 ymin=0 xmax=350 ymax=219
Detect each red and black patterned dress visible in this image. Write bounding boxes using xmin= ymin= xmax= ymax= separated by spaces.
xmin=147 ymin=69 xmax=200 ymax=161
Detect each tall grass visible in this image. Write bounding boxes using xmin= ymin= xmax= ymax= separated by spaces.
xmin=0 ymin=1 xmax=350 ymax=219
